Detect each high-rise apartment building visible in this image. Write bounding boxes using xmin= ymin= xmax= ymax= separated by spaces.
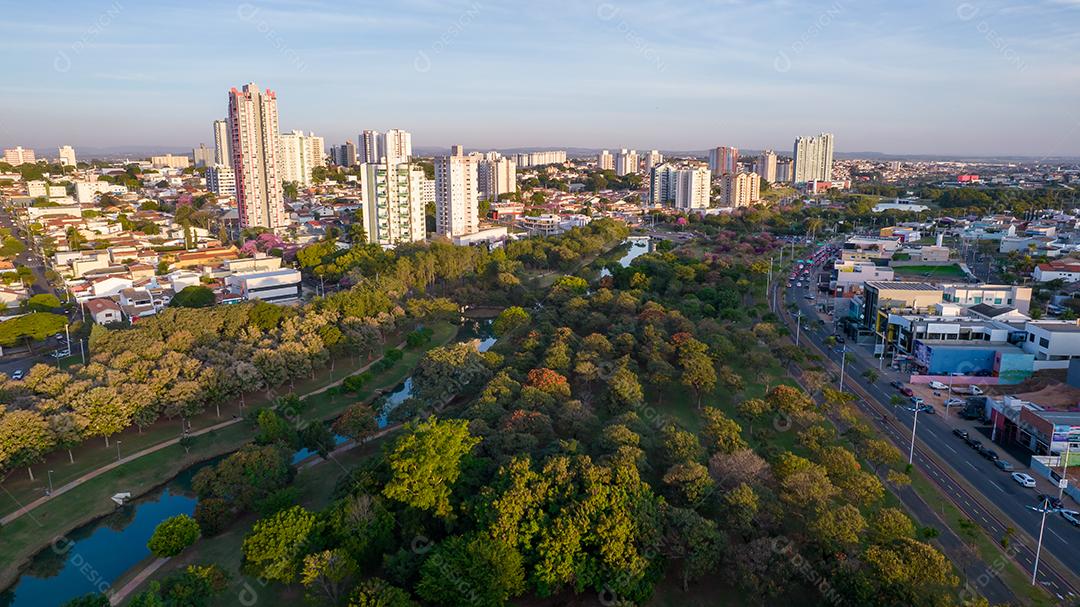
xmin=708 ymin=146 xmax=739 ymax=175
xmin=776 ymin=158 xmax=794 ymax=183
xmin=513 ymin=151 xmax=567 ymax=167
xmin=3 ymin=147 xmax=35 ymax=166
xmin=213 ymin=120 xmax=231 ymax=166
xmin=383 ymin=129 xmax=412 ymax=166
xmin=193 ymin=144 xmax=216 ymax=168
xmin=278 ymin=130 xmax=325 ymax=186
xmin=793 ymin=133 xmax=834 ymax=183
xmin=150 ymin=154 xmax=191 ymax=169
xmin=650 ymin=164 xmax=711 ymax=210
xmin=359 ymin=130 xmax=381 ymax=165
xmin=228 ymin=82 xmax=287 ymax=229
xmin=719 ymin=172 xmax=761 ymax=207
xmin=597 ymin=150 xmax=614 ymax=171
xmin=333 ymin=140 xmax=357 ymax=166
xmin=477 ymin=155 xmax=516 ymax=201
xmin=615 ymin=149 xmax=639 ymax=176
xmin=753 ymin=150 xmax=777 ymax=183
xmin=644 ymin=150 xmax=664 ymax=172
xmin=206 ymin=165 xmax=237 ymax=197
xmin=359 ymin=160 xmax=426 ymax=246
xmin=58 ymin=145 xmax=77 ymax=167
xmin=434 ymin=146 xmax=479 ymax=238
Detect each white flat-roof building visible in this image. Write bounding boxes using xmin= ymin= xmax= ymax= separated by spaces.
xmin=226 ymin=268 xmax=302 ymax=303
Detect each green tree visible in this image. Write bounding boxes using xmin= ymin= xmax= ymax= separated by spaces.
xmin=147 ymin=514 xmax=201 ymax=557
xmin=60 ymin=594 xmax=110 ymax=607
xmin=301 ymin=548 xmax=357 ymax=605
xmin=24 ymin=293 xmax=61 ymax=312
xmin=0 ymin=312 xmax=66 ymax=349
xmin=171 ymin=285 xmax=215 ymax=308
xmin=0 ymin=409 xmax=54 ymax=480
xmin=416 ymin=534 xmax=525 ymax=607
xmin=382 ymin=418 xmax=479 ymax=517
xmin=347 ymin=578 xmax=418 ymax=607
xmin=333 ymin=403 xmax=378 ymax=443
xmin=242 ymin=505 xmax=317 ymax=583
xmin=492 ymin=306 xmax=530 ymax=337
xmin=701 ymin=407 xmax=748 ymax=454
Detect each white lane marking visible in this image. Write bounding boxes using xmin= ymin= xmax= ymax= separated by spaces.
xmin=943 ymin=443 xmax=958 ymax=454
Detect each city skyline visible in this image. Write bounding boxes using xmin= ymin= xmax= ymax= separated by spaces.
xmin=2 ymin=1 xmax=1079 ymax=156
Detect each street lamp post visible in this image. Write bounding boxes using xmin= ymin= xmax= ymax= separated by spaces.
xmin=908 ymin=405 xmax=921 ymax=466
xmin=1032 ymin=496 xmax=1051 ymax=586
xmin=1059 ymin=445 xmax=1074 ymax=500
xmin=795 ymin=310 xmax=803 ymax=347
xmin=46 ymin=470 xmax=53 ymax=496
xmin=839 ymin=345 xmax=847 ymax=392
xmin=116 ymin=440 xmax=122 ymax=462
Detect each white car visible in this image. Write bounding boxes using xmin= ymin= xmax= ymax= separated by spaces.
xmin=928 ymin=381 xmax=948 ymax=390
xmin=10 ymin=370 xmax=24 ymax=380
xmin=944 ymin=398 xmax=965 ymax=407
xmin=1011 ymin=472 xmax=1037 ymax=488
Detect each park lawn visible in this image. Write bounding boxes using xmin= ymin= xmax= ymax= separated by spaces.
xmin=892 ymin=264 xmax=966 ymax=278
xmin=118 ymin=432 xmax=399 ymax=607
xmin=0 ymin=323 xmax=456 ymax=591
xmin=0 ymin=322 xmax=453 ymax=520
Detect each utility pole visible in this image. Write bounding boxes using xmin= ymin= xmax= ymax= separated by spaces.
xmin=1059 ymin=445 xmax=1073 ymax=500
xmin=838 ymin=345 xmax=847 ymax=391
xmin=795 ymin=310 xmax=803 ymax=347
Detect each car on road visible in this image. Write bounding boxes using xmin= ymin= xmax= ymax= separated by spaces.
xmin=910 ymin=396 xmax=924 ymax=406
xmin=1062 ymin=511 xmax=1080 ymax=527
xmin=965 ymin=436 xmax=983 ymax=449
xmin=1011 ymin=472 xmax=1037 ymax=488
xmin=952 ymin=428 xmax=968 ymax=439
xmin=795 ymin=281 xmax=802 ymax=287
xmin=10 ymin=370 xmax=24 ymax=380
xmin=804 ymin=293 xmax=815 ymax=300
xmin=994 ymin=460 xmax=1014 ymax=471
xmin=899 ymin=387 xmax=914 ymax=397
xmin=916 ymin=405 xmax=935 ymax=414
xmin=890 ymin=380 xmax=904 ymax=390
xmin=978 ymin=447 xmax=999 ymax=461
xmin=1037 ymin=495 xmax=1065 ymax=510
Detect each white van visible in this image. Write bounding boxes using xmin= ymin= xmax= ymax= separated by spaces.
xmin=928 ymin=381 xmax=948 ymax=391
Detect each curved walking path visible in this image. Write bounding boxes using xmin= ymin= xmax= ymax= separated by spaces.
xmin=0 ymin=349 xmax=396 ymax=527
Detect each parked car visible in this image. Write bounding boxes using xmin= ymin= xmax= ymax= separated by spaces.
xmin=900 ymin=387 xmax=914 ymax=397
xmin=944 ymin=398 xmax=965 ymax=407
xmin=10 ymin=370 xmax=23 ymax=380
xmin=1037 ymin=495 xmax=1065 ymax=510
xmin=994 ymin=460 xmax=1014 ymax=471
xmin=1011 ymin=472 xmax=1037 ymax=488
xmin=952 ymin=428 xmax=969 ymax=439
xmin=978 ymin=447 xmax=999 ymax=461
xmin=965 ymin=437 xmax=983 ymax=449
xmin=805 ymin=293 xmax=815 ymax=300
xmin=928 ymin=380 xmax=948 ymax=390
xmin=910 ymin=396 xmax=924 ymax=406
xmin=916 ymin=405 xmax=935 ymax=414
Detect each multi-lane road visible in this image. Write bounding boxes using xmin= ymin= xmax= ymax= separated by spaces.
xmin=778 ymin=250 xmax=1079 ymax=604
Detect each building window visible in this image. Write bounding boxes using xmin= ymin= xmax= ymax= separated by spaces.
xmin=1039 ymin=337 xmax=1050 ymax=348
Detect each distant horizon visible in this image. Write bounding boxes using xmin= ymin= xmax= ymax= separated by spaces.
xmin=2 ymin=1 xmax=1079 ymax=157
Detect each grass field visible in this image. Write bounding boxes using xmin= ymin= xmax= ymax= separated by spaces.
xmin=0 ymin=322 xmax=457 ymax=592
xmin=892 ymin=264 xmax=967 ymax=278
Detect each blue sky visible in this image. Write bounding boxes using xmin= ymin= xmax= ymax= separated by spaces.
xmin=1 ymin=0 xmax=1079 ymax=156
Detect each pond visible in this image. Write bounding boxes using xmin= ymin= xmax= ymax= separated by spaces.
xmin=1 ymin=319 xmax=498 ymax=606
xmin=600 ymin=237 xmax=651 ymax=277
xmin=0 ymin=461 xmax=212 ymax=607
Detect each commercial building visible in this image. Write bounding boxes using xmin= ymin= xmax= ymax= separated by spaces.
xmin=434 ymin=147 xmax=479 ymax=238
xmin=840 ymin=236 xmax=902 ymax=262
xmin=213 ymin=119 xmax=231 ymax=166
xmin=206 ymin=165 xmax=237 ymax=197
xmin=753 ymin=150 xmax=777 ymax=183
xmin=228 ymin=82 xmax=287 ymax=229
xmin=718 ymin=172 xmax=760 ymax=207
xmin=650 ymin=164 xmax=711 ymax=210
xmin=942 ymin=284 xmax=1032 ymax=314
xmin=359 ymin=161 xmax=426 ymax=246
xmin=477 ymin=155 xmax=516 ymax=201
xmin=1022 ymin=321 xmax=1080 ymax=369
xmin=851 ymin=281 xmax=943 ymax=332
xmin=278 ymin=130 xmax=326 ymax=186
xmin=597 ymin=150 xmax=614 ymax=171
xmin=225 ymin=268 xmax=302 ymax=303
xmin=3 ymin=146 xmax=35 ymax=165
xmin=58 ymin=145 xmax=77 ymax=167
xmin=708 ymin=146 xmax=738 ymax=176
xmin=150 ymin=154 xmax=190 ymax=169
xmin=830 ymin=260 xmax=894 ymax=296
xmin=192 ymin=144 xmax=215 ymax=168
xmin=793 ymin=132 xmax=834 ymax=183
xmin=615 ymin=149 xmax=639 ymax=176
